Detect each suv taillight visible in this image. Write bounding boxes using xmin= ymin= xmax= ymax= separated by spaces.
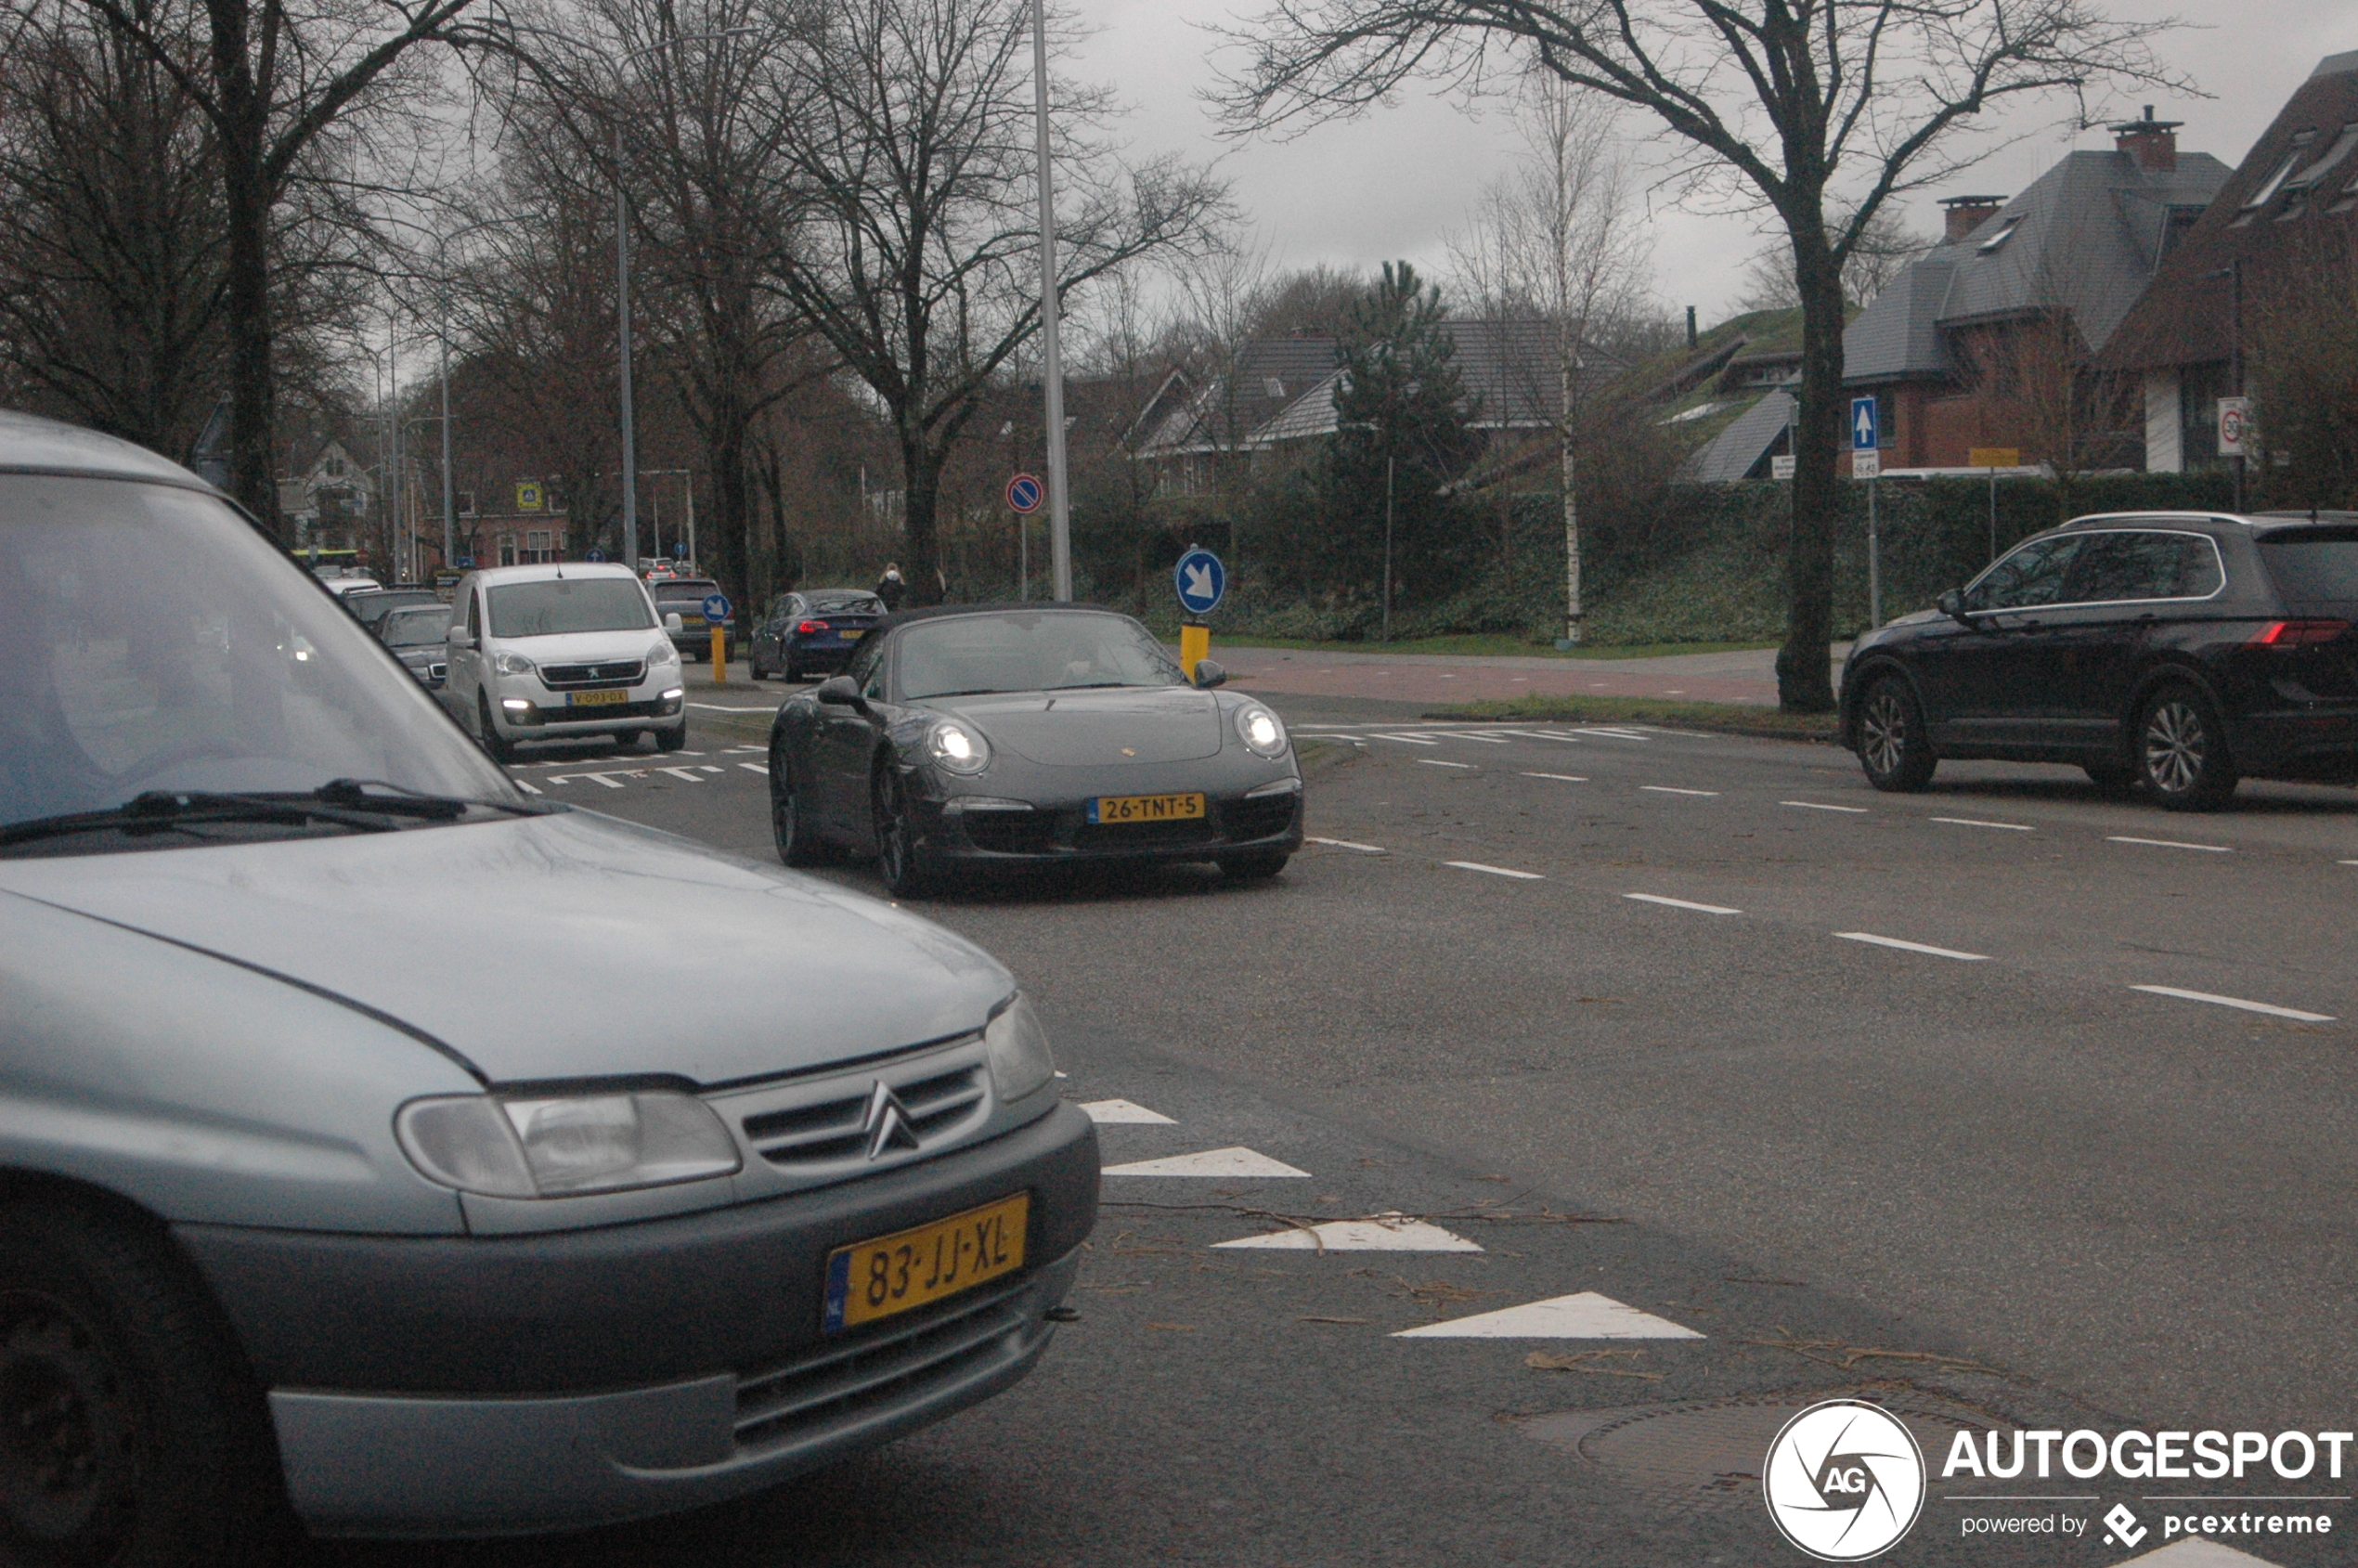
xmin=797 ymin=619 xmax=829 ymax=634
xmin=2250 ymin=619 xmax=2351 ymax=648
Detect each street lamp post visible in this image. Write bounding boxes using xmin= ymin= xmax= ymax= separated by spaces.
xmin=1030 ymin=0 xmax=1069 ymax=601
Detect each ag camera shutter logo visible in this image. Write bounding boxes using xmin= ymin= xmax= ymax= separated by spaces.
xmin=1763 ymin=1399 xmax=1926 ymax=1561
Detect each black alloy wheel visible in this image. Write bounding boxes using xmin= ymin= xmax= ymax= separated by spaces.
xmin=1218 ymin=850 xmax=1289 ymax=882
xmin=1856 ymin=675 xmax=1937 ymax=792
xmin=771 ymin=757 xmax=827 ymax=867
xmin=2138 ymin=684 xmax=2239 ymax=811
xmin=0 ymin=1203 xmax=290 ymax=1568
xmin=872 ymin=766 xmax=936 ymax=897
xmin=475 ymin=693 xmax=517 ymax=764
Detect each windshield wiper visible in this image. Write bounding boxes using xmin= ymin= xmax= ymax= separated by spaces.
xmin=1 ymin=782 xmax=543 ymax=850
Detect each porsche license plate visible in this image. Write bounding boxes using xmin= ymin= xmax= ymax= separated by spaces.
xmin=569 ymin=689 xmax=628 ymax=706
xmin=1088 ymin=792 xmax=1204 ymax=824
xmin=823 ymin=1193 xmax=1030 ymax=1333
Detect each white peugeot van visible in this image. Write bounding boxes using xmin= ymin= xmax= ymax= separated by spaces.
xmin=444 ymin=563 xmax=690 ymax=758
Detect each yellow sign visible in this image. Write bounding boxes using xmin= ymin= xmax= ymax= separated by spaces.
xmin=1968 ymin=447 xmax=2020 ymax=469
xmin=516 ymin=480 xmax=543 ymax=512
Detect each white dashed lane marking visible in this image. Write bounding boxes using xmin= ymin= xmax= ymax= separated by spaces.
xmin=1308 ymin=836 xmax=1387 ymax=853
xmin=2109 ymin=836 xmax=2233 ymax=853
xmin=1369 ymin=733 xmax=1440 ymax=746
xmin=1418 ymin=758 xmax=1475 ymax=770
xmin=513 ymin=779 xmax=541 ymax=795
xmin=1783 ymin=800 xmax=1867 ymax=813
xmin=1101 ymin=1147 xmax=1310 ymax=1179
xmin=1445 ymin=862 xmax=1545 ymax=881
xmin=1393 ymin=1292 xmax=1703 ymax=1340
xmin=1933 ymin=816 xmax=2035 ymax=832
xmin=1640 ymin=785 xmax=1719 ymax=797
xmin=1520 ymin=772 xmax=1588 ymax=783
xmin=2130 ymin=986 xmax=2336 ymax=1024
xmin=1078 ymin=1099 xmax=1175 ymax=1124
xmin=656 ymin=767 xmax=706 ymax=784
xmin=1624 ymin=893 xmax=1741 ymax=916
xmin=1835 ymin=931 xmax=1989 ymax=962
xmin=738 ymin=762 xmax=769 ymax=775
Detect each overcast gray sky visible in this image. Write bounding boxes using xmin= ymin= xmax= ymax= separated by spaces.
xmin=1067 ymin=0 xmax=2358 ymax=326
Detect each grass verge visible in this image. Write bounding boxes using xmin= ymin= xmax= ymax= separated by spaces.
xmin=1426 ymin=693 xmax=1839 ymax=744
xmin=1198 ymin=633 xmax=1782 ymax=661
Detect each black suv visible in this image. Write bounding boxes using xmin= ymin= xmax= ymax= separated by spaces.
xmin=1840 ymin=512 xmax=2358 ymax=810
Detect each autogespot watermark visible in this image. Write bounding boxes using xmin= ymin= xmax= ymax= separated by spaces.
xmin=1762 ymin=1404 xmax=2353 ymax=1559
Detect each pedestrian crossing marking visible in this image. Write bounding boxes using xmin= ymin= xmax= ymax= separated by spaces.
xmin=2113 ymin=1540 xmax=2284 ymax=1566
xmin=1393 ymin=1291 xmax=1702 ymax=1340
xmin=1078 ymin=1099 xmax=1174 ymax=1124
xmin=1213 ymin=1215 xmax=1480 ymax=1252
xmin=1102 ymin=1147 xmax=1309 ymax=1179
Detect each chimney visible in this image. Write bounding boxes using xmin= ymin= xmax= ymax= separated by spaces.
xmin=1939 ymin=194 xmax=2007 ymax=243
xmin=1686 ymin=305 xmax=1698 ymax=349
xmin=2109 ymin=105 xmax=2183 ymax=173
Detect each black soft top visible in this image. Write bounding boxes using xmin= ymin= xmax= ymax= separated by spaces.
xmin=865 ymin=600 xmax=1128 ymax=640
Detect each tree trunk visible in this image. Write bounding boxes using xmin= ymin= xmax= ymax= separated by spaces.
xmin=206 ymin=0 xmax=278 ymax=535
xmin=1778 ymin=227 xmax=1846 ymax=713
xmin=900 ymin=437 xmax=947 ymax=606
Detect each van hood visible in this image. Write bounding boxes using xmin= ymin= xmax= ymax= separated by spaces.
xmin=0 ymin=811 xmax=1011 ymax=1087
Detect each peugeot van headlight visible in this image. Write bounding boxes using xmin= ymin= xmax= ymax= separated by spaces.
xmin=1235 ymin=703 xmax=1289 ymax=758
xmin=395 ymin=1091 xmax=741 ymax=1199
xmin=492 ymin=650 xmax=537 ymax=677
xmin=928 ymin=719 xmax=991 ymax=775
xmin=984 ymin=993 xmax=1055 ymax=1101
xmin=647 ymin=640 xmax=680 ymax=667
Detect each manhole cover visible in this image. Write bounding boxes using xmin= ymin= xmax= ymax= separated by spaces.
xmin=1521 ymin=1389 xmax=1992 ymax=1516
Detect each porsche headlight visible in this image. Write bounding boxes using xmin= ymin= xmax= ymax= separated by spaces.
xmin=395 ymin=1091 xmax=741 ymax=1199
xmin=492 ymin=649 xmax=537 ymax=677
xmin=984 ymin=993 xmax=1056 ymax=1102
xmin=1236 ymin=703 xmax=1289 ymax=758
xmin=928 ymin=719 xmax=991 ymax=775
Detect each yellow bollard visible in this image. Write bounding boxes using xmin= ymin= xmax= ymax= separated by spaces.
xmin=711 ymin=625 xmax=727 ymax=683
xmin=1178 ymin=622 xmax=1210 ymax=679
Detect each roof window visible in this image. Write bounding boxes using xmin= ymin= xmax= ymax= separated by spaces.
xmin=2287 ymin=124 xmax=2358 ymax=193
xmin=2242 ymin=150 xmax=2304 ymax=209
xmin=1976 ymin=216 xmax=2023 ymax=253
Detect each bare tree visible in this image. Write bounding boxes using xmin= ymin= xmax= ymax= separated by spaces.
xmin=757 ymin=0 xmax=1224 ymax=605
xmin=1216 ymin=0 xmax=2178 ymax=709
xmin=1735 ymin=202 xmax=1934 ymax=311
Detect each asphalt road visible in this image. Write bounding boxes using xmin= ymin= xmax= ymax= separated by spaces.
xmin=325 ymin=689 xmax=2358 ymax=1568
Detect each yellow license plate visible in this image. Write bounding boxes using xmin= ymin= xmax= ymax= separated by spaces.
xmin=843 ymin=628 xmax=865 ymax=639
xmin=823 ymin=1193 xmax=1030 ymax=1333
xmin=569 ymin=689 xmax=628 ymax=706
xmin=1088 ymin=792 xmax=1204 ymax=824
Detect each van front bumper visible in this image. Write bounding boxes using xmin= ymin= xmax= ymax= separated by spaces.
xmin=175 ymin=1103 xmax=1098 ymax=1537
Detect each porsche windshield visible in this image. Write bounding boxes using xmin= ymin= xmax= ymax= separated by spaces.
xmin=897 ymin=611 xmax=1185 ymax=699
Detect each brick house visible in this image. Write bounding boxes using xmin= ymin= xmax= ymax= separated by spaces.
xmin=1840 ymin=111 xmax=2230 ymax=471
xmin=2100 ymin=51 xmax=2358 ymax=473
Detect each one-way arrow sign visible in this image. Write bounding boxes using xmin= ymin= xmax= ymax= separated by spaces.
xmin=1173 ymin=547 xmax=1225 ymax=616
xmin=1851 ymin=395 xmax=1879 ymax=452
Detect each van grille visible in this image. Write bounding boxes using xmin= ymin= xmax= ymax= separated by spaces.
xmin=542 ymin=659 xmax=646 ymax=688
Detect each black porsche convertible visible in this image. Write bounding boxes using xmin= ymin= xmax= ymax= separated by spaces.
xmin=766 ymin=603 xmax=1303 ymax=895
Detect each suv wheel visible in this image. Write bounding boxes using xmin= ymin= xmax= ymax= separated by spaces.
xmin=2138 ymin=684 xmax=2238 ymax=811
xmin=872 ymin=767 xmax=937 ymax=898
xmin=0 ymin=1201 xmax=291 ymax=1568
xmin=475 ymin=693 xmax=517 ymax=764
xmin=1856 ymin=675 xmax=1937 ymax=792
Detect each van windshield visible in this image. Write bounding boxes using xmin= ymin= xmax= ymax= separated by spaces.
xmin=486 ymin=578 xmax=655 ymax=638
xmin=0 ymin=473 xmax=513 ymax=834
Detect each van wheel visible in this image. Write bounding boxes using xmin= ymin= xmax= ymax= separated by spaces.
xmin=2138 ymin=684 xmax=2238 ymax=811
xmin=0 ymin=1201 xmax=291 ymax=1568
xmin=1855 ymin=675 xmax=1937 ymax=792
xmin=475 ymin=693 xmax=517 ymax=764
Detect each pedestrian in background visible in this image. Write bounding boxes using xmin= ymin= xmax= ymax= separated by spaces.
xmin=876 ymin=564 xmax=905 ymax=611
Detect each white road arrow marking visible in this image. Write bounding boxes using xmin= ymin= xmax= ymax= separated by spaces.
xmin=1077 ymin=1099 xmax=1175 ymax=1124
xmin=1394 ymin=1291 xmax=1703 ymax=1340
xmin=1102 ymin=1147 xmax=1309 ymax=1178
xmin=1214 ymin=1215 xmax=1481 ymax=1252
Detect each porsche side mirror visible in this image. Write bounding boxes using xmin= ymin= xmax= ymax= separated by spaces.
xmin=664 ymin=612 xmax=684 ymax=633
xmin=1937 ymin=589 xmax=1972 ymax=626
xmin=814 ymin=675 xmax=864 ymax=708
xmin=1191 ymin=659 xmax=1226 ymax=690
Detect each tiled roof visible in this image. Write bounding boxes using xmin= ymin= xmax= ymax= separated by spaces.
xmin=1675 ymin=391 xmax=1795 ymax=483
xmin=1843 ymin=148 xmax=2230 ymax=384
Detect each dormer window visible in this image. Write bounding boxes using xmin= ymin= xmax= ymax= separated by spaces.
xmin=1977 ymin=216 xmax=2022 ymax=253
xmin=2287 ymin=123 xmax=2358 ymax=197
xmin=1263 ymin=378 xmax=1285 ymax=398
xmin=2242 ymin=150 xmax=2304 ymax=209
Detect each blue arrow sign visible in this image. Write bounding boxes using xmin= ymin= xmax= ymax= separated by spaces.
xmin=1174 ymin=548 xmax=1225 ymax=616
xmin=584 ymin=548 xmax=607 ymax=563
xmin=1851 ymin=395 xmax=1879 ymax=452
xmin=701 ymin=591 xmax=732 ymax=626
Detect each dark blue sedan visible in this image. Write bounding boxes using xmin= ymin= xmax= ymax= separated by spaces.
xmin=749 ymin=589 xmax=887 ymax=681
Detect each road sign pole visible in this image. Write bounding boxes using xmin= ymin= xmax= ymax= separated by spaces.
xmin=1030 ymin=0 xmax=1070 ymax=602
xmin=712 ymin=625 xmax=726 ymax=682
xmin=1868 ymin=477 xmax=1882 ymax=630
xmin=1382 ymin=454 xmax=1394 ymax=645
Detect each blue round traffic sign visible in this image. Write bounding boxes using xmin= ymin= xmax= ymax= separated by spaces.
xmin=701 ymin=592 xmax=732 ymax=626
xmin=584 ymin=548 xmax=607 ymax=563
xmin=1006 ymin=473 xmax=1043 ymax=514
xmin=1174 ymin=548 xmax=1225 ymax=616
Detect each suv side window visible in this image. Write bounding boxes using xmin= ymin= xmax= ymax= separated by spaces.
xmin=1965 ymin=536 xmax=2083 ymax=612
xmin=2066 ymin=531 xmax=2224 ymax=603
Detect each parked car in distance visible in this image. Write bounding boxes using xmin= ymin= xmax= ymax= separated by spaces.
xmin=1841 ymin=511 xmax=2358 ymax=810
xmin=769 ymin=603 xmax=1303 ymax=895
xmin=0 ymin=408 xmax=1097 ymax=1555
xmin=749 ymin=589 xmax=887 ymax=681
xmin=378 ymin=602 xmax=454 ymax=688
xmin=443 ymin=563 xmax=689 ymax=759
xmin=650 ymin=575 xmax=735 ymax=662
xmin=318 ymin=572 xmax=381 ymax=599
xmin=347 ymin=585 xmax=444 ymax=633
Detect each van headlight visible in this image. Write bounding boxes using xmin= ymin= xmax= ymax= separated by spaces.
xmin=492 ymin=650 xmax=537 ymax=677
xmin=983 ymin=993 xmax=1055 ymax=1101
xmin=395 ymin=1091 xmax=741 ymax=1199
xmin=928 ymin=719 xmax=991 ymax=775
xmin=647 ymin=640 xmax=680 ymax=667
xmin=1235 ymin=703 xmax=1289 ymax=758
